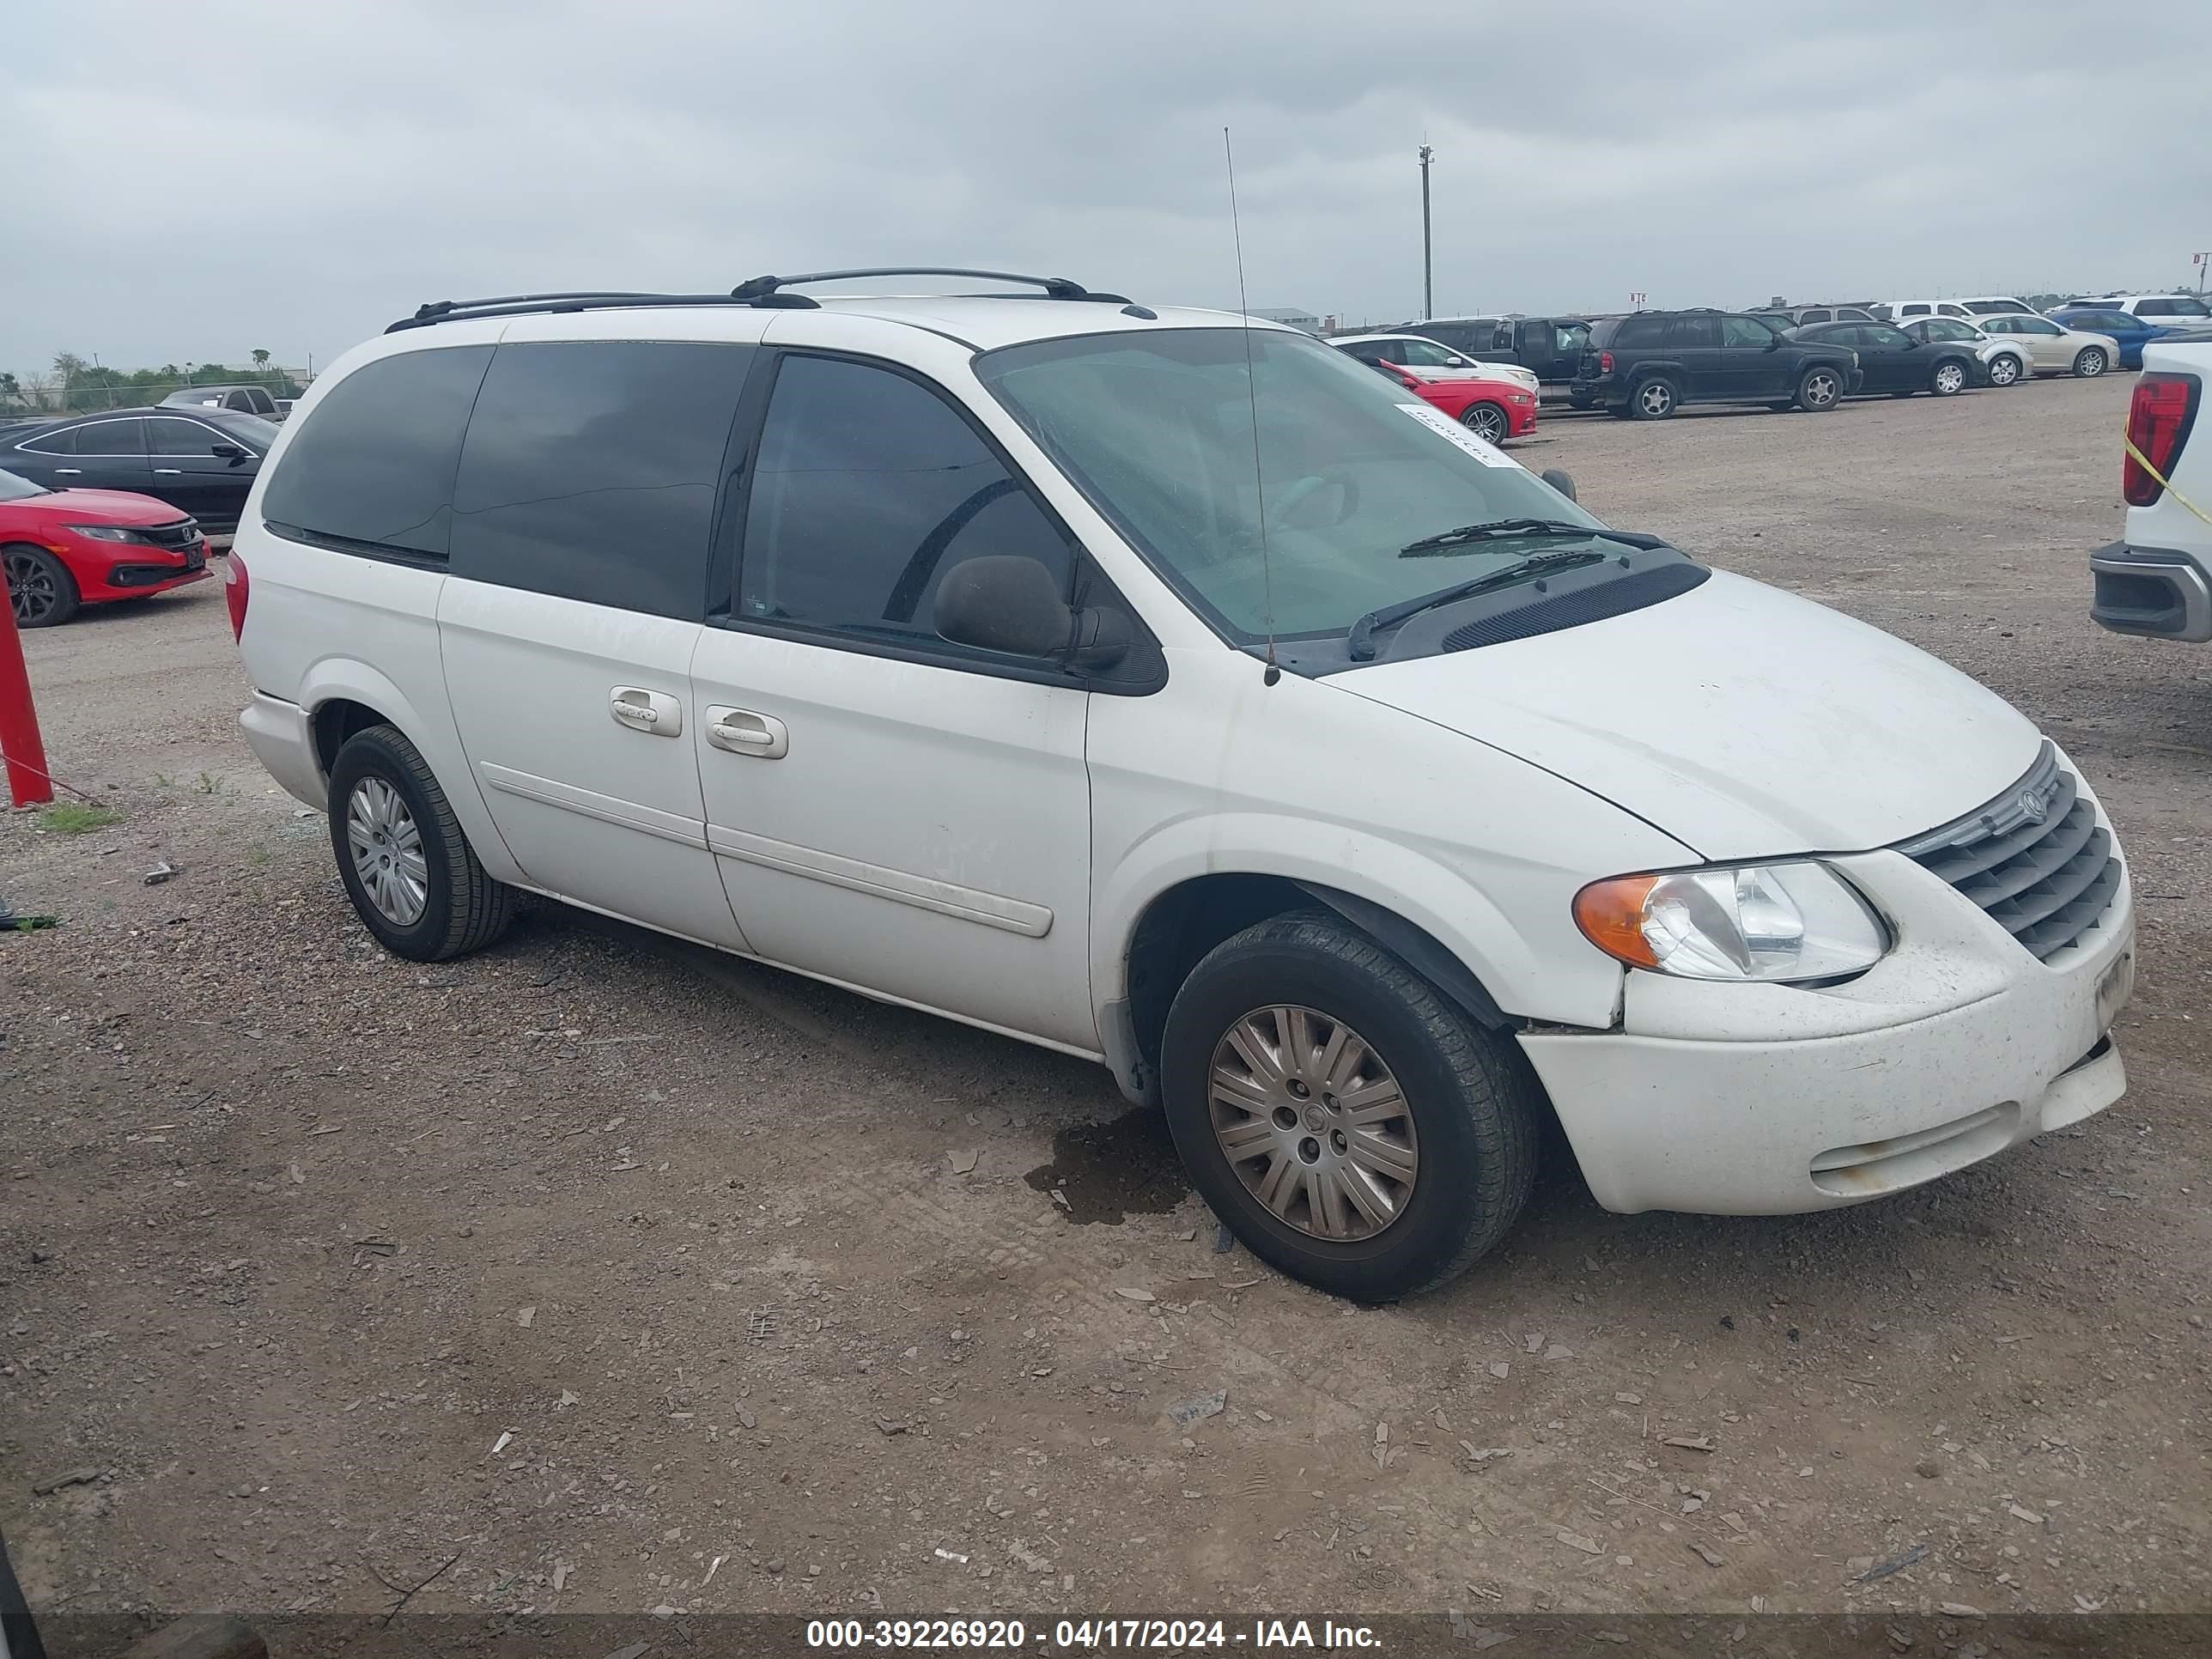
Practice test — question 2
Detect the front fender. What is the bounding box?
[1091,811,1620,1031]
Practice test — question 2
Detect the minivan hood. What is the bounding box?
[1334,569,2041,861]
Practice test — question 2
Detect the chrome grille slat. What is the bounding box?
[1895,743,2120,962]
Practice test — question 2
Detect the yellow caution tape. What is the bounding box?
[2123,428,2212,527]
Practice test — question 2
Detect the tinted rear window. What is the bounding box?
[448,340,751,619]
[1607,315,1667,347]
[262,346,492,556]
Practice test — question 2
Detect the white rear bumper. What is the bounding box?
[239,692,325,811]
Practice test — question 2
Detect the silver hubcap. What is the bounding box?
[1992,356,2018,384]
[1638,382,1672,416]
[2079,351,2103,376]
[5,550,56,623]
[1805,373,1837,406]
[346,777,428,926]
[1207,1006,1419,1242]
[1936,364,1964,393]
[1466,405,1506,442]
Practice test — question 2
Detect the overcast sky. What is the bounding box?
[7,0,2209,377]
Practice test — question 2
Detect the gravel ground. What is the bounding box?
[3,373,2208,1644]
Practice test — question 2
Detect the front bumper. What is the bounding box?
[1520,837,2134,1216]
[2091,540,2212,642]
[240,691,326,810]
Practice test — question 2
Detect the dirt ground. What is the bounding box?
[3,373,2209,1644]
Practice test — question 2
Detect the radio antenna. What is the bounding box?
[1224,125,1280,686]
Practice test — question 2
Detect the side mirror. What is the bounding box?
[1540,468,1577,502]
[1445,355,1468,367]
[210,441,248,462]
[933,556,1130,669]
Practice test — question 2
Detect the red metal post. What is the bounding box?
[0,579,54,807]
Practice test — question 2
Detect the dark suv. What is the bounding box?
[1571,310,1862,419]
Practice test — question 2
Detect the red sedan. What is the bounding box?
[1,467,209,627]
[1382,363,1538,447]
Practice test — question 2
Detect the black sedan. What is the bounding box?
[0,405,277,534]
[1786,321,1985,399]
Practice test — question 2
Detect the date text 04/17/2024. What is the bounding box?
[804,1618,1382,1649]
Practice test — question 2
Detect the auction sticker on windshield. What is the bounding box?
[1396,401,1515,466]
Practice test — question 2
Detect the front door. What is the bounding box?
[690,347,1098,1051]
[436,334,759,952]
[143,416,257,527]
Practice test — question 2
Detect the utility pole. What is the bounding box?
[1418,144,1435,321]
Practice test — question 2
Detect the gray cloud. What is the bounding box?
[5,0,2209,376]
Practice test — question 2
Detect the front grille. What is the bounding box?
[138,520,200,549]
[1894,741,2121,961]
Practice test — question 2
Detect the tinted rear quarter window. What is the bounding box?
[449,340,751,619]
[1612,316,1667,347]
[262,345,492,557]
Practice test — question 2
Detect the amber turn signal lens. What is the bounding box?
[1573,875,1664,969]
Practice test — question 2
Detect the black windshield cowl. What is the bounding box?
[1401,519,1669,557]
[1347,549,1614,661]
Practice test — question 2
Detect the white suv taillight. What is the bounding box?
[224,550,250,641]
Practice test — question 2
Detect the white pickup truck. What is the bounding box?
[2092,333,2212,642]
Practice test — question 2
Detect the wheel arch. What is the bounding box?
[1102,864,1528,1109]
[296,658,522,884]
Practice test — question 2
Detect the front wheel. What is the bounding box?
[1987,352,2022,386]
[4,544,80,628]
[1159,912,1540,1301]
[1795,365,1843,411]
[327,723,514,962]
[1930,359,1968,396]
[2073,346,2107,378]
[1461,402,1509,444]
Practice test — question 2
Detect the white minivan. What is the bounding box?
[229,270,2136,1300]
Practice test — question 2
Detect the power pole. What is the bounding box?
[1418,145,1435,321]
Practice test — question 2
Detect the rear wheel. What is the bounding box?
[1930,359,1968,396]
[1986,352,2023,386]
[3,544,79,628]
[327,723,514,962]
[1461,402,1510,444]
[1794,365,1843,411]
[2072,346,2107,378]
[1628,376,1679,420]
[1159,911,1540,1301]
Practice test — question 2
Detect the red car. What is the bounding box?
[1,466,209,628]
[1382,363,1538,447]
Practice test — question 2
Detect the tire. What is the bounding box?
[1930,359,1968,397]
[1628,376,1678,420]
[1158,910,1540,1302]
[2073,346,2106,379]
[1462,401,1510,444]
[1987,352,2022,387]
[3,544,80,629]
[327,723,514,962]
[1794,364,1843,411]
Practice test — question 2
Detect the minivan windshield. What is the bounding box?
[975,328,1608,644]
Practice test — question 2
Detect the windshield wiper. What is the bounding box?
[1346,550,1612,661]
[1400,518,1667,557]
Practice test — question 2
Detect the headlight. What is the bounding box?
[64,525,142,542]
[1573,862,1888,983]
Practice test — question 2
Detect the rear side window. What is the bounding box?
[736,354,1077,653]
[19,424,79,456]
[1611,315,1666,347]
[68,419,146,456]
[1665,315,1719,349]
[262,345,492,558]
[448,341,750,619]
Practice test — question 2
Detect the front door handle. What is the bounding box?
[706,706,788,759]
[610,686,683,738]
[54,468,82,476]
[154,467,182,476]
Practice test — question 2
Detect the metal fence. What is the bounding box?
[0,370,311,420]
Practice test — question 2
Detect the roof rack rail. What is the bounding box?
[385,289,812,333]
[386,268,1133,334]
[730,267,1130,304]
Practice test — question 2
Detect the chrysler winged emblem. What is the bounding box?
[2018,786,2050,825]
